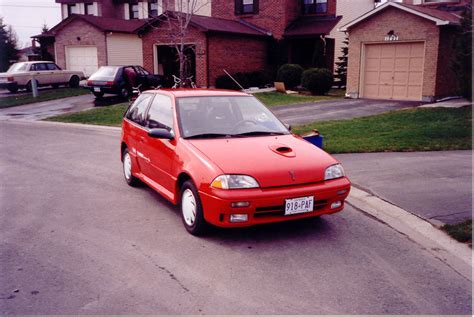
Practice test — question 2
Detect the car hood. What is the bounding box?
[187,134,339,188]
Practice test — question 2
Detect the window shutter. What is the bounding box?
[254,0,259,14]
[235,0,242,15]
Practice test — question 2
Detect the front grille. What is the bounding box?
[254,200,328,218]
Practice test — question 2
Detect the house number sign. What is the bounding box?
[384,34,399,41]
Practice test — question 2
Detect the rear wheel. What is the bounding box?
[180,180,208,236]
[122,148,140,187]
[26,79,38,92]
[119,87,130,99]
[69,75,80,88]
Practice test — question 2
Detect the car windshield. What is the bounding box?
[89,66,119,80]
[7,63,29,73]
[177,96,289,139]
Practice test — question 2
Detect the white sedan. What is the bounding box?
[0,61,85,93]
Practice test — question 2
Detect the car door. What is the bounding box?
[123,93,154,173]
[31,63,53,85]
[46,63,65,84]
[140,93,177,195]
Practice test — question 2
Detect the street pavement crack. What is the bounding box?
[131,244,189,293]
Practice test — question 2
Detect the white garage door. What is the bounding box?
[362,42,425,101]
[66,46,98,77]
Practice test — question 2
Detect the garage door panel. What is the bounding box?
[66,46,98,77]
[362,42,424,101]
[365,71,380,84]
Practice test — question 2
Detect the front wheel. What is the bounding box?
[119,87,130,99]
[180,180,208,236]
[122,148,140,187]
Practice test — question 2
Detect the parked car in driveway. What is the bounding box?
[86,65,164,99]
[121,89,351,235]
[0,61,84,93]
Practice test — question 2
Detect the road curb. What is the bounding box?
[347,186,472,281]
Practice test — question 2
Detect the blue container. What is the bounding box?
[303,135,324,149]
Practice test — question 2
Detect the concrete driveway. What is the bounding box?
[272,98,422,125]
[336,151,472,225]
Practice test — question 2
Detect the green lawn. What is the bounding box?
[0,88,90,109]
[293,107,472,153]
[47,102,128,126]
[254,89,345,107]
[46,103,472,154]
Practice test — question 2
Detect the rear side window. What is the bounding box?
[46,63,60,70]
[146,94,174,131]
[126,93,153,126]
[32,63,48,71]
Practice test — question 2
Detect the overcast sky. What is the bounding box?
[0,0,61,48]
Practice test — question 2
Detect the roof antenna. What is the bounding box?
[223,69,245,91]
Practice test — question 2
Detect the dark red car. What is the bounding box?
[121,89,351,235]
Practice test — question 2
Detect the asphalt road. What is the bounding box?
[0,120,471,314]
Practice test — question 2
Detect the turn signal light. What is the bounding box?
[331,201,342,209]
[87,80,93,86]
[230,214,248,223]
[106,81,114,86]
[231,201,250,208]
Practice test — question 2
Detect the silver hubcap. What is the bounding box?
[182,189,197,226]
[123,152,132,180]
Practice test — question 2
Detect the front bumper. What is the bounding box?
[199,177,351,228]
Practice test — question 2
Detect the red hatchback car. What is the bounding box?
[121,89,351,235]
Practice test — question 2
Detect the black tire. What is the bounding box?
[180,180,208,236]
[122,148,140,187]
[93,92,104,98]
[7,84,18,93]
[26,79,38,92]
[119,87,130,99]
[69,76,80,88]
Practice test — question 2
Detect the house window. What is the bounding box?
[67,4,79,16]
[149,0,158,17]
[129,3,139,19]
[302,0,328,14]
[85,3,94,15]
[235,0,259,15]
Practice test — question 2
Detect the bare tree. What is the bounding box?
[151,0,210,87]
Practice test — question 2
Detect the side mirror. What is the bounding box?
[284,123,292,131]
[148,128,174,140]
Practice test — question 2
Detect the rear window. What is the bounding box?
[89,66,119,80]
[7,63,29,73]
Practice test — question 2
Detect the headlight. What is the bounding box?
[325,164,345,180]
[211,175,259,189]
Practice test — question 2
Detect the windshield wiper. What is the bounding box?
[232,131,286,137]
[185,133,233,139]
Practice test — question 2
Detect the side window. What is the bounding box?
[46,63,59,70]
[35,63,48,71]
[126,93,153,126]
[147,94,174,131]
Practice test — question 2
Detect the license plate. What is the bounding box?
[285,196,314,216]
[93,87,101,92]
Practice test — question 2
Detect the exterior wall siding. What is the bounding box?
[54,19,107,70]
[106,33,144,66]
[346,7,440,101]
[331,0,375,71]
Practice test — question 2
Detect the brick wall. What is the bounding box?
[346,7,441,100]
[212,0,337,39]
[142,26,208,86]
[207,33,267,86]
[54,19,107,69]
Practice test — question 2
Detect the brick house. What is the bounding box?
[340,0,468,101]
[35,0,376,86]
